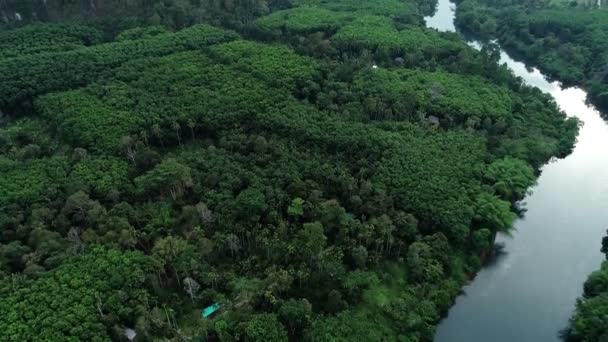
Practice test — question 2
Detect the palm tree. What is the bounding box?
[120,135,136,164]
[140,130,149,146]
[187,118,196,141]
[172,119,181,146]
[152,123,164,148]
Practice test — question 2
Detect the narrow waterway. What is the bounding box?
[425,1,608,341]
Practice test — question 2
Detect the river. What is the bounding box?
[425,1,608,341]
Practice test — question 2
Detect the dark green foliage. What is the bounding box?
[0,23,103,59]
[278,299,313,337]
[0,118,57,157]
[471,228,492,253]
[0,0,277,29]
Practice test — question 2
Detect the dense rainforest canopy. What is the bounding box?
[0,0,579,340]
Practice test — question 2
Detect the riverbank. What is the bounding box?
[453,0,608,115]
[426,0,608,341]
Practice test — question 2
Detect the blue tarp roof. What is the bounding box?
[202,303,221,318]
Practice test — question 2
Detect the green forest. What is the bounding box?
[453,0,608,113]
[0,0,581,340]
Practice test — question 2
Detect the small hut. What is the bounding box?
[426,115,440,126]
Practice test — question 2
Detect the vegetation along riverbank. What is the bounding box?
[562,231,608,341]
[454,0,608,114]
[451,0,608,339]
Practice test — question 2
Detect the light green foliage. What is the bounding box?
[255,7,351,33]
[0,24,238,109]
[295,0,415,17]
[397,24,463,52]
[353,68,512,123]
[211,40,321,88]
[474,192,516,233]
[37,89,142,152]
[0,157,68,207]
[305,310,396,341]
[287,197,305,217]
[115,25,171,42]
[299,222,327,258]
[0,248,151,341]
[245,313,288,341]
[485,157,535,200]
[70,156,131,196]
[135,159,192,198]
[334,16,462,54]
[343,270,380,299]
[375,126,485,230]
[256,0,420,41]
[333,16,402,50]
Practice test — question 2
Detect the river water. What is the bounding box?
[425,1,608,341]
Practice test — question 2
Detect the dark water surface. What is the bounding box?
[425,2,608,341]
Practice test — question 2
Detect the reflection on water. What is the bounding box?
[424,0,456,32]
[426,1,608,341]
[482,243,507,269]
